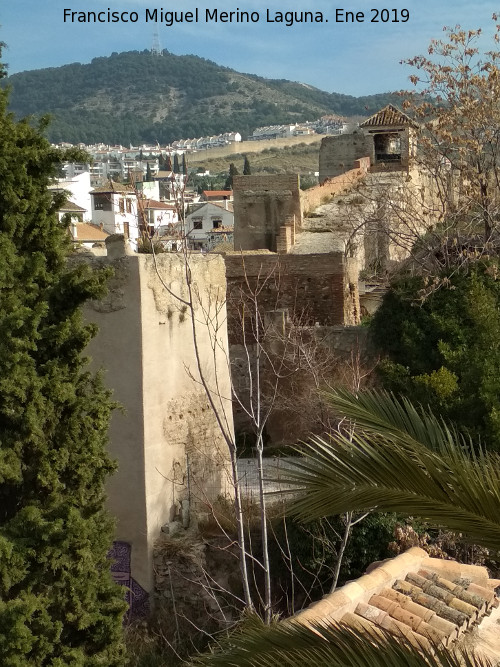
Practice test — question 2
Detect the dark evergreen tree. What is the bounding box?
[0,48,126,664]
[243,155,251,175]
[225,162,239,189]
[165,154,172,172]
[182,153,187,176]
[173,154,180,174]
[371,261,500,452]
[145,162,153,181]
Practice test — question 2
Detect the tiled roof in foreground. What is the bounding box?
[294,547,500,660]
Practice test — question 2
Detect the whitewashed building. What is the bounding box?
[185,201,234,250]
[90,181,139,247]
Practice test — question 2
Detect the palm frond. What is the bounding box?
[192,613,493,667]
[323,388,464,453]
[278,392,500,552]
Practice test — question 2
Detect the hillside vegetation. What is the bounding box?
[4,50,400,145]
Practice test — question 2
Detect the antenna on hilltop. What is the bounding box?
[151,31,162,56]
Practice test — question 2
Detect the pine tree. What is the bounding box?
[0,49,126,664]
[243,156,251,175]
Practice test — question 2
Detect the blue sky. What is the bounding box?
[2,1,499,95]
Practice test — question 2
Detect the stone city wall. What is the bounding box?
[188,134,323,162]
[300,158,370,217]
[224,251,360,333]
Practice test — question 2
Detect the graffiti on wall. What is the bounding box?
[109,540,149,619]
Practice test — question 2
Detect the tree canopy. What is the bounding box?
[0,47,126,664]
[403,21,500,243]
[371,261,500,452]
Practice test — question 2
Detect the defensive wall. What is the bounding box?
[319,132,373,181]
[224,251,360,331]
[300,157,371,216]
[188,134,324,162]
[77,236,233,603]
[232,165,371,255]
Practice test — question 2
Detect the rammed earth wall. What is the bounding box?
[232,175,302,251]
[76,237,233,596]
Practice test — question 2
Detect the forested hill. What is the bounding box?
[3,50,400,145]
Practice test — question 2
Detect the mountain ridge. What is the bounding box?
[3,50,401,145]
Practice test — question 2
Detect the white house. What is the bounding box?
[90,181,139,247]
[141,199,179,237]
[185,201,234,250]
[49,171,92,221]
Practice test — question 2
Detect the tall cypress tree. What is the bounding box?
[0,49,126,664]
[225,163,239,189]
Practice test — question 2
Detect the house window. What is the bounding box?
[212,219,222,229]
[193,219,203,230]
[119,198,125,213]
[93,194,111,211]
[126,199,132,213]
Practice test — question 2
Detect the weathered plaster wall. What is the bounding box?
[233,175,302,251]
[81,238,233,594]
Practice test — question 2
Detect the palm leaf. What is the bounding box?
[278,391,500,552]
[192,613,493,667]
[323,388,464,452]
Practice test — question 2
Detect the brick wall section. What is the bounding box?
[224,252,360,340]
[276,215,296,254]
[233,174,302,251]
[300,158,370,215]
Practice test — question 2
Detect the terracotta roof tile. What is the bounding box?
[91,181,134,194]
[71,223,109,242]
[360,104,418,129]
[142,199,176,210]
[59,201,87,212]
[202,190,233,198]
[294,548,500,657]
